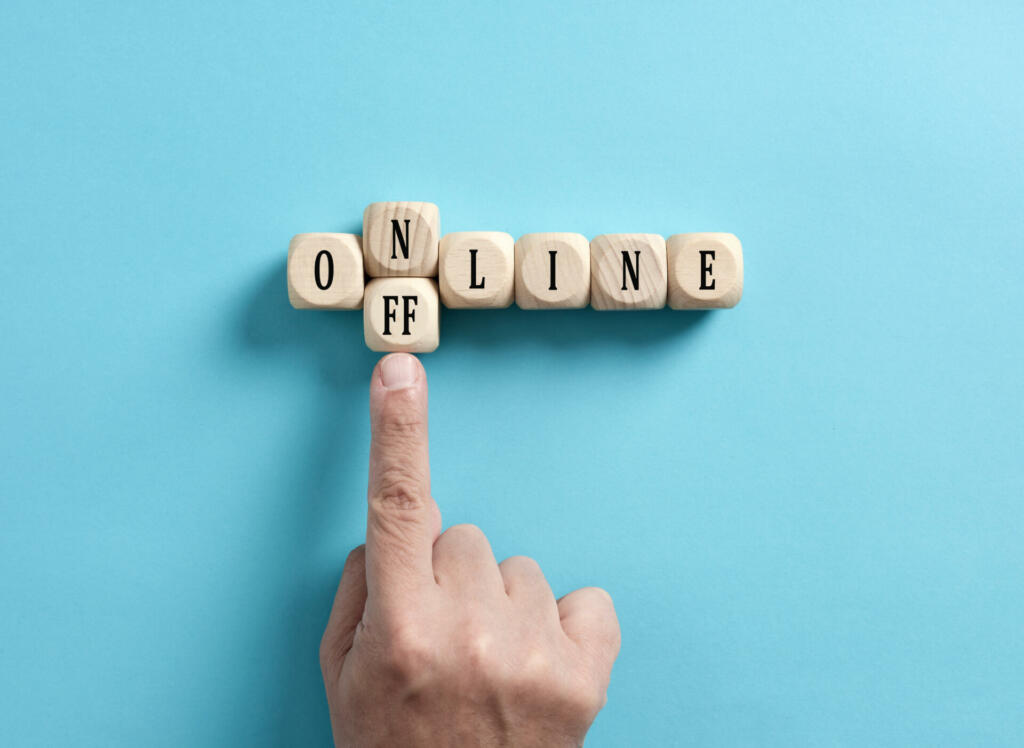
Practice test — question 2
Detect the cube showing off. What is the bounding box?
[287,233,364,309]
[514,233,590,309]
[363,277,440,353]
[363,201,440,277]
[667,233,743,309]
[590,234,667,310]
[439,231,514,308]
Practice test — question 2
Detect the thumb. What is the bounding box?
[365,354,441,609]
[320,545,368,680]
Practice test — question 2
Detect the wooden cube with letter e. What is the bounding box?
[667,233,743,309]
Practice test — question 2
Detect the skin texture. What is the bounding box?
[320,353,621,747]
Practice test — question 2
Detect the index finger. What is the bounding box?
[365,354,441,608]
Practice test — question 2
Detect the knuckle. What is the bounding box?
[559,673,606,719]
[607,617,623,654]
[517,645,556,686]
[370,467,428,512]
[580,588,621,646]
[375,402,426,444]
[574,687,606,719]
[319,631,341,677]
[367,501,424,553]
[592,591,622,648]
[444,523,487,545]
[381,622,433,683]
[463,627,499,672]
[504,555,541,574]
[500,556,548,594]
[581,586,615,608]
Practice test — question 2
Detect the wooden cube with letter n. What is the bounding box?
[590,233,667,310]
[363,277,440,353]
[363,201,440,277]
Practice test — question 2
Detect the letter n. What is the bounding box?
[391,219,411,260]
[621,250,641,291]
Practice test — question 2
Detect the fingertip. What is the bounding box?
[369,354,429,441]
[374,353,425,392]
[369,354,429,437]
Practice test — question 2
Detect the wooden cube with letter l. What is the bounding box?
[363,277,440,352]
[439,231,514,308]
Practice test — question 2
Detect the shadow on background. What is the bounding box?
[234,256,709,742]
[442,305,710,352]
[235,255,374,745]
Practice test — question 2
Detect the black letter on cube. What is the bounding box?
[401,295,418,335]
[469,248,485,289]
[699,250,716,290]
[620,250,641,291]
[383,295,399,335]
[391,219,411,260]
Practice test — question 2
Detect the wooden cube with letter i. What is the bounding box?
[514,233,590,309]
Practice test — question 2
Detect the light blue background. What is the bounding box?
[2,1,1022,745]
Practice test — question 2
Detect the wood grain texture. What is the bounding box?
[439,231,514,309]
[590,233,667,310]
[667,233,743,309]
[514,232,590,309]
[287,233,364,309]
[363,277,440,353]
[362,201,440,277]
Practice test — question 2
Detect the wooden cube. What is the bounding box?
[439,231,514,309]
[362,201,440,277]
[514,233,590,309]
[287,233,364,309]
[363,277,440,353]
[590,234,667,310]
[667,233,743,309]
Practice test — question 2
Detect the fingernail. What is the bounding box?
[380,354,418,390]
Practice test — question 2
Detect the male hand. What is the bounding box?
[320,353,621,747]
